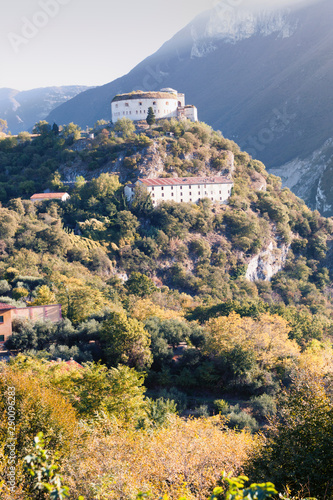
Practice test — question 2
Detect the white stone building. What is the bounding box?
[111,88,198,123]
[125,176,233,207]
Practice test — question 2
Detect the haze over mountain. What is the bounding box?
[45,0,333,214]
[0,86,90,135]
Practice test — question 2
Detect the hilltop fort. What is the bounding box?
[111,88,198,123]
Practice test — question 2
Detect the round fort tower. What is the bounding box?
[111,88,197,123]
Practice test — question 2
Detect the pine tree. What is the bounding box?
[146,107,156,126]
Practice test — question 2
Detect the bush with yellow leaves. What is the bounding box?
[64,415,259,500]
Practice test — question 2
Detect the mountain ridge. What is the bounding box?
[0,85,91,134]
[45,0,333,214]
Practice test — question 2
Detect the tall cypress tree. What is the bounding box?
[146,107,156,126]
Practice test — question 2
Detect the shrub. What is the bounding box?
[250,394,277,419]
[227,410,259,432]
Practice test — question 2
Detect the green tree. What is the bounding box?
[52,123,59,135]
[0,208,19,239]
[50,171,65,191]
[114,118,135,139]
[130,183,154,215]
[100,311,152,370]
[125,272,157,297]
[30,285,56,306]
[251,369,333,498]
[116,210,140,239]
[33,120,51,135]
[0,118,8,133]
[62,122,81,141]
[74,175,86,189]
[17,131,32,143]
[146,107,156,126]
[55,275,106,323]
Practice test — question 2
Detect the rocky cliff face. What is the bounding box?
[190,6,298,56]
[271,139,333,216]
[60,137,235,185]
[246,241,290,282]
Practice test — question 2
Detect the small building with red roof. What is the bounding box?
[30,192,70,202]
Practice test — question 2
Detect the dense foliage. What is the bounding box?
[0,119,333,498]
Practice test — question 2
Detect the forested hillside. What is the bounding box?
[0,119,332,499]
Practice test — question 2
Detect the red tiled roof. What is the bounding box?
[30,193,68,200]
[138,176,233,187]
[0,303,16,311]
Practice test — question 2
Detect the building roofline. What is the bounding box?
[30,193,69,199]
[112,91,178,102]
[138,176,233,187]
[13,304,62,311]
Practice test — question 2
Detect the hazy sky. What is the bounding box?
[0,0,317,91]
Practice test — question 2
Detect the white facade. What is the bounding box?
[125,177,233,207]
[111,89,197,123]
[178,106,198,122]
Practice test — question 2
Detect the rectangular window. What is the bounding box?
[0,335,4,342]
[171,193,174,196]
[161,187,164,190]
[189,192,191,195]
[125,103,129,107]
[152,187,154,191]
[0,316,3,324]
[153,101,157,105]
[162,193,164,197]
[139,102,143,106]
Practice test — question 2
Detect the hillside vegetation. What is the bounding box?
[0,119,332,499]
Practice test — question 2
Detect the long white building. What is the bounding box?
[111,88,198,123]
[125,176,233,206]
